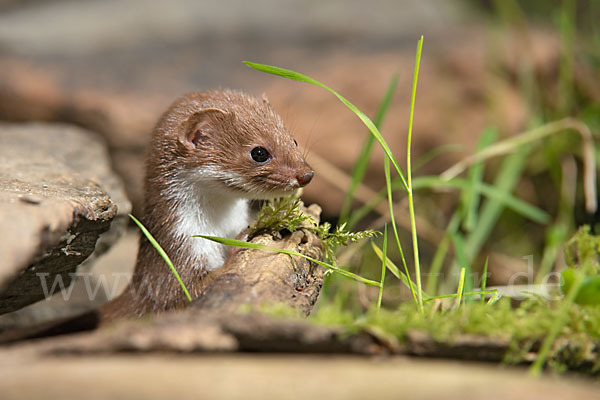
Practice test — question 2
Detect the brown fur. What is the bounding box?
[100,90,312,321]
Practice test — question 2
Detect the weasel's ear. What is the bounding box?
[180,108,227,150]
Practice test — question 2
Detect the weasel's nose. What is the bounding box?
[296,171,314,187]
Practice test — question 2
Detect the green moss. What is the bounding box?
[564,225,600,274]
[309,298,600,373]
[248,197,314,238]
[249,195,378,263]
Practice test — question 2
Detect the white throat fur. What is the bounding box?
[172,172,250,271]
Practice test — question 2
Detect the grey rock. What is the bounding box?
[0,123,131,314]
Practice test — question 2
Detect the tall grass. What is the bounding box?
[244,36,427,311]
[242,27,598,308]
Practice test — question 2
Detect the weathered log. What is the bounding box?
[12,312,387,356]
[404,330,509,362]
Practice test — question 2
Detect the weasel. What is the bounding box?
[101,90,313,320]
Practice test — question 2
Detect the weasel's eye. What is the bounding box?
[250,146,271,163]
[293,139,298,146]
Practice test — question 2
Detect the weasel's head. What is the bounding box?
[153,90,313,199]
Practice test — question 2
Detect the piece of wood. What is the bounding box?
[193,203,324,316]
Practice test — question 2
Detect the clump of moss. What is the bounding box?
[249,196,378,262]
[564,225,600,274]
[562,226,600,305]
[249,197,314,238]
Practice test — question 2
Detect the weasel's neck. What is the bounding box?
[170,181,250,271]
[103,177,251,320]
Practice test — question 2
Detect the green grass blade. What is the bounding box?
[487,291,501,305]
[406,36,424,312]
[377,225,388,309]
[348,168,550,238]
[194,235,381,287]
[481,257,489,305]
[452,233,472,294]
[464,145,532,262]
[535,153,575,284]
[406,37,423,179]
[129,214,192,302]
[384,153,416,304]
[423,289,498,302]
[371,241,401,280]
[462,128,498,232]
[536,220,570,285]
[348,169,550,238]
[476,182,548,223]
[455,267,466,308]
[409,176,551,224]
[244,61,409,192]
[371,241,428,298]
[340,72,399,224]
[448,145,531,290]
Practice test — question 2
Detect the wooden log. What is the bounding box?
[193,203,324,316]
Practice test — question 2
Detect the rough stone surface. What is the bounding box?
[0,123,130,314]
[0,229,138,331]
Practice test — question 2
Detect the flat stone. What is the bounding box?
[0,228,139,332]
[0,123,130,314]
